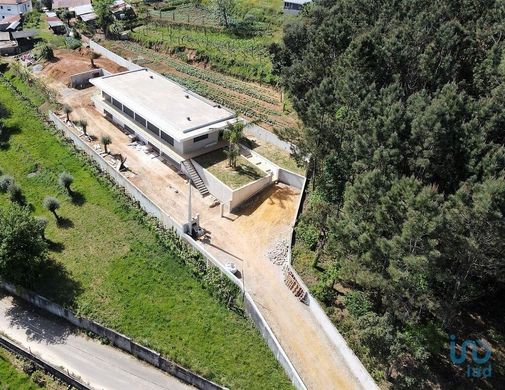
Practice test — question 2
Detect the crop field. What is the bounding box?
[103,40,297,131]
[131,24,274,83]
[0,74,292,390]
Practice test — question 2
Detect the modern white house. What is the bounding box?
[0,0,31,20]
[283,0,311,15]
[90,68,237,165]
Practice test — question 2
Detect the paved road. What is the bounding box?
[0,295,192,390]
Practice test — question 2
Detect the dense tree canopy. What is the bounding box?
[273,0,505,386]
[0,204,47,285]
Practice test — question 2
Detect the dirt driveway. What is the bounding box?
[36,60,363,389]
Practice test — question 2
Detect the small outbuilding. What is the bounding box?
[47,16,65,34]
[283,0,311,15]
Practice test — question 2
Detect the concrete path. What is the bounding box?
[0,295,192,390]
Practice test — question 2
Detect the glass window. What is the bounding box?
[123,105,134,118]
[147,122,159,136]
[102,92,111,103]
[112,98,122,110]
[193,134,209,143]
[135,113,146,128]
[161,131,174,146]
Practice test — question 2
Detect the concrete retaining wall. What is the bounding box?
[229,174,273,211]
[89,40,142,71]
[191,159,232,203]
[245,123,292,152]
[287,172,378,390]
[70,68,106,88]
[278,168,305,190]
[0,281,225,390]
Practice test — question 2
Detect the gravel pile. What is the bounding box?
[267,239,289,266]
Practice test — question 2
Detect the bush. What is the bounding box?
[7,182,23,203]
[0,175,14,193]
[43,196,60,215]
[312,280,337,306]
[295,219,319,250]
[344,291,372,318]
[33,42,54,60]
[65,36,82,50]
[58,172,74,192]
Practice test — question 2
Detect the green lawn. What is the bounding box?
[243,139,305,176]
[194,149,266,189]
[0,349,43,390]
[0,76,292,389]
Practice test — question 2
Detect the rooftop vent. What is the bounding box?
[187,117,191,121]
[185,94,190,99]
[149,75,154,79]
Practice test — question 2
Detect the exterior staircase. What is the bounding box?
[182,160,210,197]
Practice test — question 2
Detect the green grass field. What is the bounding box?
[195,149,266,189]
[0,75,292,389]
[0,349,43,390]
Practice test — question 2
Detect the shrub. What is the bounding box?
[58,172,74,193]
[344,291,373,318]
[0,175,14,193]
[33,42,54,60]
[100,135,112,153]
[295,220,319,250]
[65,36,82,50]
[43,196,60,218]
[7,182,23,203]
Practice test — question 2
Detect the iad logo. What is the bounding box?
[449,335,492,378]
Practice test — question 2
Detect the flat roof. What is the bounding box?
[80,12,97,22]
[73,3,93,15]
[52,0,90,9]
[91,69,236,142]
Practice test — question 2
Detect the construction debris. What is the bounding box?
[283,265,308,303]
[266,238,289,266]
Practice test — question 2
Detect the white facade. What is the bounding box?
[90,69,237,163]
[0,0,32,20]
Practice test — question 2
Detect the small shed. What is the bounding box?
[0,31,18,55]
[0,14,21,32]
[47,16,66,34]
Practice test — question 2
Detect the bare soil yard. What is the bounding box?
[40,49,127,86]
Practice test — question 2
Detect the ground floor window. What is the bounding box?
[104,110,113,121]
[193,134,209,143]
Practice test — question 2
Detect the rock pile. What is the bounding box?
[267,239,289,266]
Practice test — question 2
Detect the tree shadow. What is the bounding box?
[70,190,86,206]
[46,239,65,253]
[31,257,83,309]
[56,217,74,229]
[0,123,20,151]
[4,296,74,345]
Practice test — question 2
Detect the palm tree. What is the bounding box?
[100,135,112,154]
[63,104,73,122]
[89,51,101,68]
[43,196,60,220]
[59,172,74,194]
[223,121,245,168]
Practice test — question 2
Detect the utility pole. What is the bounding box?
[187,180,192,233]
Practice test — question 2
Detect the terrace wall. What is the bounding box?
[229,174,273,211]
[89,40,143,71]
[70,68,109,88]
[245,123,292,152]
